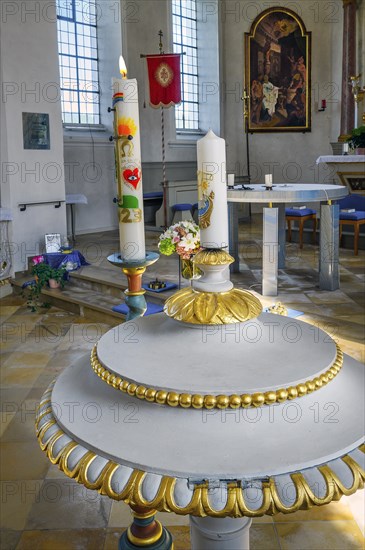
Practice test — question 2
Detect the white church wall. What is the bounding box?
[62,0,199,235]
[0,0,66,273]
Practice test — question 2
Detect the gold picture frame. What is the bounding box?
[245,7,311,132]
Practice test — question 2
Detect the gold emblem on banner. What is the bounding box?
[155,63,174,87]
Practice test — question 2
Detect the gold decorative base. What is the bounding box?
[164,287,262,324]
[36,382,365,518]
[164,248,262,324]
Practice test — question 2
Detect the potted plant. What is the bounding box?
[346,125,365,154]
[27,257,67,310]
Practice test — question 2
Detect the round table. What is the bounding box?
[36,312,365,550]
[227,183,348,296]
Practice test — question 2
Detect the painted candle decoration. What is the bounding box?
[112,56,145,261]
[197,129,229,249]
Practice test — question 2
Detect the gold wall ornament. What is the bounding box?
[35,385,365,518]
[90,343,344,410]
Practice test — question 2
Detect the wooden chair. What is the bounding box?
[286,207,317,249]
[338,195,365,255]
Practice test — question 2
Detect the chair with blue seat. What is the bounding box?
[339,194,365,255]
[171,203,193,223]
[286,207,317,249]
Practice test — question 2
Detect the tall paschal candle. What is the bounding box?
[197,129,229,249]
[112,57,145,262]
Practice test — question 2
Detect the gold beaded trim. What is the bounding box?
[36,384,365,518]
[90,343,344,410]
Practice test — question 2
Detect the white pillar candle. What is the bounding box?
[112,70,145,262]
[227,174,235,187]
[197,129,229,249]
[265,174,273,187]
[343,143,349,154]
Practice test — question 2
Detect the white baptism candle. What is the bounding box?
[265,174,273,187]
[197,130,229,249]
[112,57,145,262]
[227,174,235,187]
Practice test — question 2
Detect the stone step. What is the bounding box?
[11,270,171,326]
[69,265,177,302]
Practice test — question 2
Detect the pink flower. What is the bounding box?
[32,255,44,265]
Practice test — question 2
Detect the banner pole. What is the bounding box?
[158,30,168,229]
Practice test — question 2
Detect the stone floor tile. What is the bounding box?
[157,511,190,527]
[344,492,365,537]
[0,442,50,481]
[0,480,42,530]
[0,529,22,550]
[107,501,132,529]
[252,515,274,524]
[274,501,354,522]
[250,523,281,549]
[0,368,45,389]
[16,528,106,550]
[276,520,365,549]
[103,529,124,550]
[25,479,112,530]
[1,410,38,443]
[1,352,52,369]
[0,306,21,324]
[167,526,191,550]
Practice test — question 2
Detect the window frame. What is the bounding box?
[56,0,101,126]
[172,0,200,133]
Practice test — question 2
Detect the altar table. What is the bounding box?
[227,184,348,296]
[316,155,365,194]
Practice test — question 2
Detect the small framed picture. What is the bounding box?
[45,234,61,253]
[23,113,50,149]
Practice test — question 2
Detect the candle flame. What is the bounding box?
[119,55,127,79]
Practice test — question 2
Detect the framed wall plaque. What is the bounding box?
[245,8,311,132]
[23,112,50,149]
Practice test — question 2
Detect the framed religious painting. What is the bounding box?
[245,8,311,132]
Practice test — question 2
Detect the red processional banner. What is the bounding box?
[146,54,181,108]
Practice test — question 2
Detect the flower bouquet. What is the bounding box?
[158,221,201,279]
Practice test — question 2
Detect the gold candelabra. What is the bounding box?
[350,74,365,104]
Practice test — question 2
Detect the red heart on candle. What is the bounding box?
[123,168,141,189]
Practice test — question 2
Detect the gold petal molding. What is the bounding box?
[36,382,365,518]
[164,288,263,324]
[90,343,344,410]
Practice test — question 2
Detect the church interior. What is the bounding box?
[1,1,365,549]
